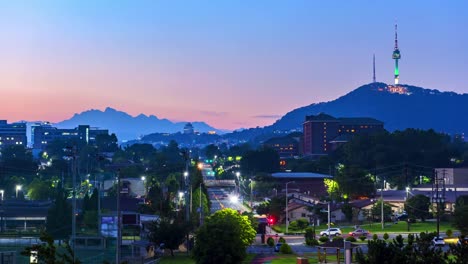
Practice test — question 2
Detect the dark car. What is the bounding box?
[348,229,370,237]
[274,243,282,252]
[458,237,468,245]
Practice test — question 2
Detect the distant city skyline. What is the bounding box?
[1,1,467,130]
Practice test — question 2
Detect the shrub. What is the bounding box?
[372,234,378,240]
[278,237,286,243]
[383,233,389,240]
[446,229,453,238]
[346,236,357,242]
[280,243,293,254]
[332,236,344,242]
[288,221,299,231]
[359,236,367,241]
[304,227,315,240]
[306,238,319,246]
[319,236,329,243]
[267,237,275,247]
[296,219,309,229]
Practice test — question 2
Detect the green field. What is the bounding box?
[273,221,455,235]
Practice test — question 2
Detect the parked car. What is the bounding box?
[432,237,445,246]
[320,228,342,236]
[274,243,282,252]
[348,229,370,237]
[457,237,468,245]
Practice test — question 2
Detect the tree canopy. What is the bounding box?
[192,208,256,264]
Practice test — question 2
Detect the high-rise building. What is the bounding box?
[392,23,401,85]
[302,114,384,156]
[0,120,27,148]
[32,123,109,150]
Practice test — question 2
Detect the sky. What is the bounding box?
[1,1,467,130]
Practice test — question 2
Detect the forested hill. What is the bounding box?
[267,82,468,135]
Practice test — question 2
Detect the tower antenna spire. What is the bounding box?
[373,53,376,83]
[394,22,399,50]
[392,21,401,85]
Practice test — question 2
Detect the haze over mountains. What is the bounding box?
[42,83,468,143]
[55,107,225,141]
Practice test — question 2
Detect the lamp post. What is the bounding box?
[285,181,295,234]
[236,172,241,195]
[15,185,22,199]
[141,176,146,196]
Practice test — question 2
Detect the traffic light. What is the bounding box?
[267,216,275,225]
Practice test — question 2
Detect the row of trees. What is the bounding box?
[356,232,467,264]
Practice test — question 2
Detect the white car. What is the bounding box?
[320,228,342,236]
[432,237,445,246]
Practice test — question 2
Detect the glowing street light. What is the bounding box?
[0,190,4,201]
[141,176,146,181]
[229,195,239,204]
[16,185,22,198]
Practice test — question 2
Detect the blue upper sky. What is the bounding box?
[1,1,467,129]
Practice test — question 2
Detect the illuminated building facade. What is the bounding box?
[0,120,27,148]
[302,114,384,156]
[32,123,109,150]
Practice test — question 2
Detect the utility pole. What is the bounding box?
[199,183,203,226]
[328,201,331,241]
[381,177,384,230]
[181,149,190,255]
[64,146,78,263]
[285,181,295,234]
[433,169,446,238]
[72,149,76,264]
[116,170,121,264]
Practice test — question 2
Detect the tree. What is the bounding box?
[46,187,72,240]
[240,147,280,175]
[21,231,81,264]
[147,218,188,257]
[453,196,468,235]
[27,178,52,200]
[192,208,256,264]
[405,194,431,221]
[371,200,392,222]
[341,203,353,222]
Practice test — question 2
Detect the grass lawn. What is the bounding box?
[271,253,349,264]
[160,255,195,264]
[272,221,455,235]
[159,253,255,264]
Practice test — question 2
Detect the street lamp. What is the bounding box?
[0,190,4,201]
[285,181,295,234]
[15,185,22,198]
[236,172,241,194]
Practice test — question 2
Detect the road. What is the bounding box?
[207,186,246,214]
[200,162,248,214]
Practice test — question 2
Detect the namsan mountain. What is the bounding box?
[268,82,468,136]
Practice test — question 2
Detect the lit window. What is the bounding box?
[351,129,355,132]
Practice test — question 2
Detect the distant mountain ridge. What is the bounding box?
[56,107,226,141]
[268,82,468,135]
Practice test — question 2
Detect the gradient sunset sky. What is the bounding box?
[1,1,467,130]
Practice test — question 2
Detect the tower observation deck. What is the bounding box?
[392,23,401,85]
